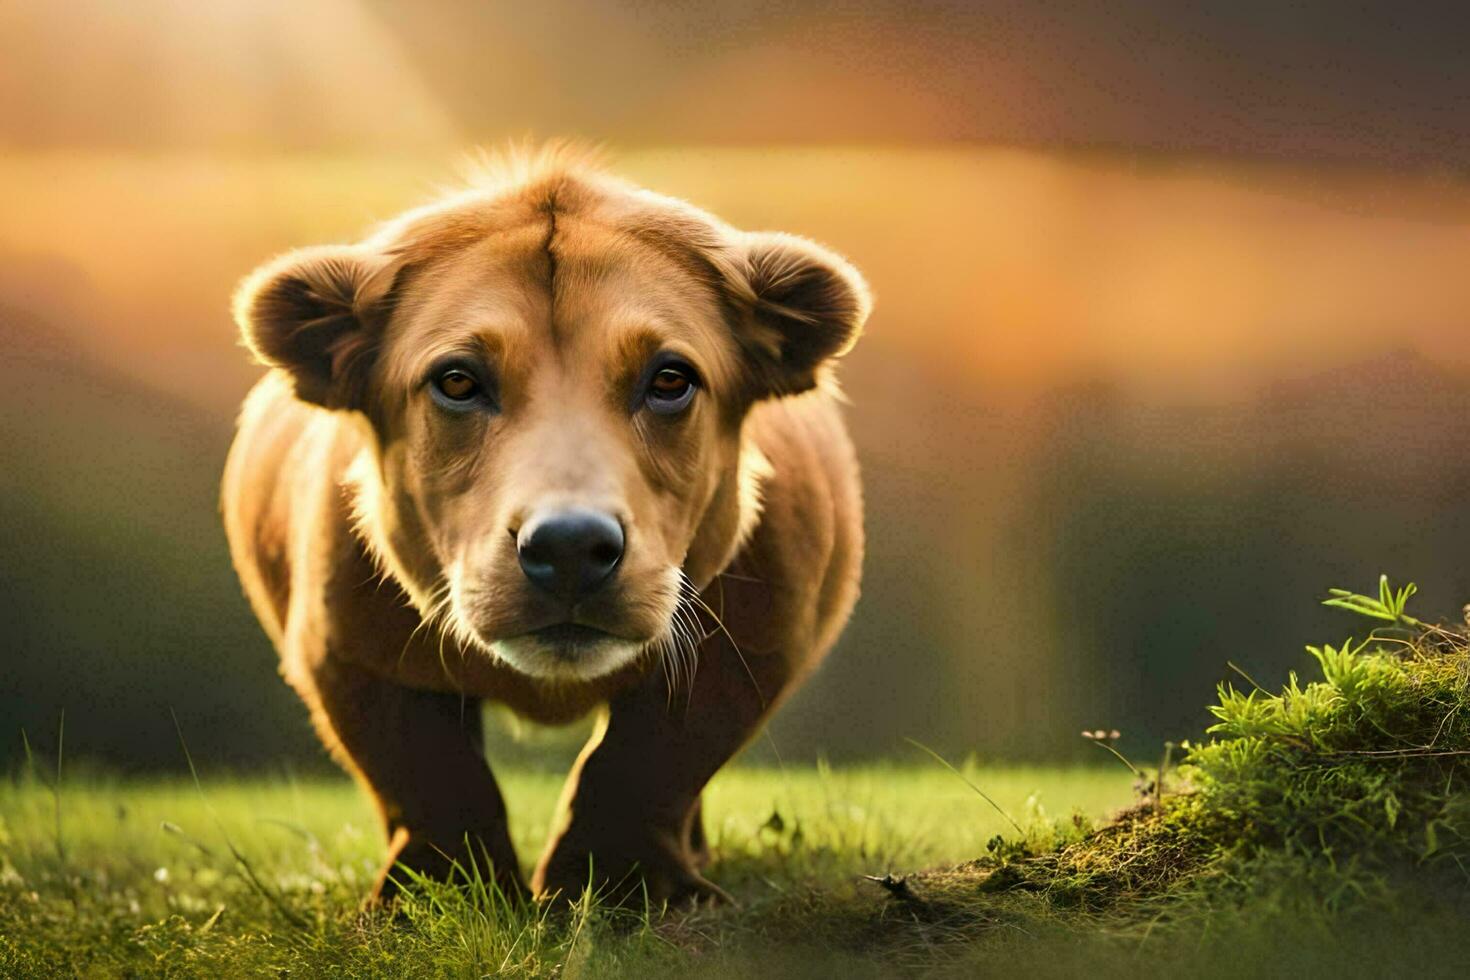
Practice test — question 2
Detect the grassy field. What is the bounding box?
[0,761,1130,977]
[4,758,1470,977]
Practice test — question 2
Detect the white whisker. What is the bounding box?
[396,580,453,673]
[680,569,766,710]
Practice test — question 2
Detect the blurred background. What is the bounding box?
[4,0,1470,771]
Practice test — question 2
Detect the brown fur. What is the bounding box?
[222,148,868,905]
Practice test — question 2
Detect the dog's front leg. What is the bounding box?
[531,626,804,907]
[299,654,524,903]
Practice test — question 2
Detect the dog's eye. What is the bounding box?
[645,365,697,414]
[435,370,480,402]
[650,368,691,398]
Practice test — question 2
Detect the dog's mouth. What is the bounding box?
[485,620,648,681]
[451,573,682,681]
[526,622,621,650]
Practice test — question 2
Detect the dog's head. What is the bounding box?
[234,151,869,682]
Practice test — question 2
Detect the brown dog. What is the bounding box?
[221,149,868,905]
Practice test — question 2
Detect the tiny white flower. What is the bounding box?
[153,867,170,884]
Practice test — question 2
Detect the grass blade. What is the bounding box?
[904,737,1024,836]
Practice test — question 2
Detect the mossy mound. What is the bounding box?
[948,583,1470,918]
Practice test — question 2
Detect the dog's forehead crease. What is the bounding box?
[390,213,732,381]
[550,217,737,359]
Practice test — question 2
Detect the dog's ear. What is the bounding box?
[232,245,400,409]
[726,232,871,398]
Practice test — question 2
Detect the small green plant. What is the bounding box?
[972,575,1470,916]
[1322,573,1424,629]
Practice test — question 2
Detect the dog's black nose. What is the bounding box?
[516,508,624,599]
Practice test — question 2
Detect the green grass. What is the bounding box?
[5,759,1470,978]
[7,763,1467,979]
[0,761,1130,977]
